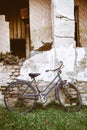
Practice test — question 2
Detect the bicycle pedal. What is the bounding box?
[40,94,47,103]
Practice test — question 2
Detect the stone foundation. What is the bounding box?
[0,62,23,105]
[75,81,87,105]
[0,63,23,87]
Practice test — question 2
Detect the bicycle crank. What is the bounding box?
[39,94,47,103]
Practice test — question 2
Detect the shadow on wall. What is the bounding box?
[35,41,53,51]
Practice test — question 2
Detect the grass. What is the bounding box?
[0,103,87,130]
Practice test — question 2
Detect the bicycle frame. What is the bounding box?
[21,72,63,100]
[20,61,65,101]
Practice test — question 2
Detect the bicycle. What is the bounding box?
[4,61,82,114]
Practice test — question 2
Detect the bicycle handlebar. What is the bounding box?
[45,61,63,72]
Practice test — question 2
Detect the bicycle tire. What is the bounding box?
[4,80,37,114]
[57,82,82,112]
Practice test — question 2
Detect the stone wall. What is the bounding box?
[0,63,22,86]
[0,62,23,105]
[75,47,87,104]
[18,46,87,105]
[76,81,87,105]
[0,0,87,106]
[0,47,87,106]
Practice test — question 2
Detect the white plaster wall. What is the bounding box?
[18,49,56,81]
[18,47,87,82]
[29,0,52,49]
[18,47,76,82]
[0,15,10,53]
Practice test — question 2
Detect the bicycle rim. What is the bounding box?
[4,81,37,114]
[57,83,82,112]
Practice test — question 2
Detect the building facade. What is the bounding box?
[0,0,87,105]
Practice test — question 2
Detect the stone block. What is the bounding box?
[54,18,75,37]
[13,65,20,69]
[55,0,74,20]
[54,37,76,48]
[10,76,16,80]
[13,72,20,76]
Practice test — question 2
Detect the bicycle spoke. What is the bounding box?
[4,81,36,114]
[57,82,82,112]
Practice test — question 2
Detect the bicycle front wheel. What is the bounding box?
[4,81,37,114]
[57,82,82,112]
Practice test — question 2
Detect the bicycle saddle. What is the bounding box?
[29,73,40,78]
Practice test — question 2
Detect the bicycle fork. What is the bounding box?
[55,80,68,100]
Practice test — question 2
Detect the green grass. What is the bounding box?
[0,103,87,130]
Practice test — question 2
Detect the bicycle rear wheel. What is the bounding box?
[57,82,82,112]
[4,80,37,114]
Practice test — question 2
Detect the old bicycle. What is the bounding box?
[4,61,82,113]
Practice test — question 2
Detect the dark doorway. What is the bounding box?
[10,39,26,58]
[0,0,30,58]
